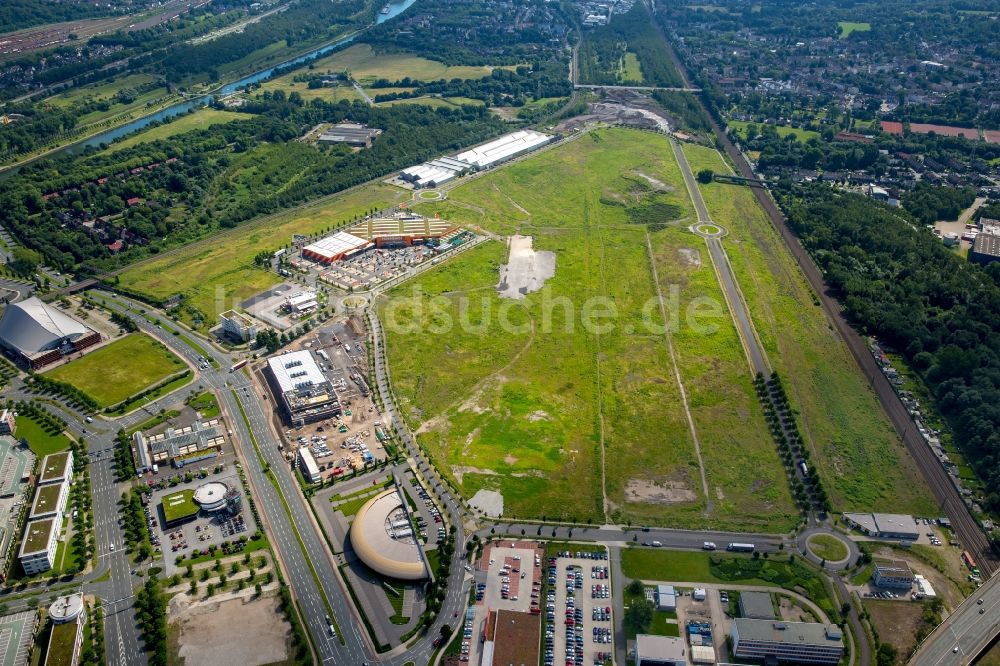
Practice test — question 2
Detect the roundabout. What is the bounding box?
[800,529,855,569]
[415,189,445,202]
[690,222,726,238]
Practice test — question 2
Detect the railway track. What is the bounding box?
[648,3,997,577]
[705,115,998,578]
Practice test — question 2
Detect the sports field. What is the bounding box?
[108,108,254,153]
[45,333,187,407]
[117,183,407,327]
[380,128,797,530]
[679,143,936,516]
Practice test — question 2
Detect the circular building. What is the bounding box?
[49,594,84,624]
[350,488,428,580]
[193,481,230,512]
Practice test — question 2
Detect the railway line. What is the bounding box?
[701,106,998,579]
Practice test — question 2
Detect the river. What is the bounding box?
[3,0,417,171]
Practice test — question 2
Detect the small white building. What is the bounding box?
[657,584,677,611]
[285,291,318,315]
[220,310,258,343]
[692,588,707,601]
[298,446,321,484]
[635,634,686,666]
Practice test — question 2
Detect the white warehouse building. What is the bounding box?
[454,129,553,169]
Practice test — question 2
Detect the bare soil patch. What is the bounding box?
[497,235,556,299]
[170,594,291,666]
[864,599,926,661]
[678,248,702,267]
[625,478,697,504]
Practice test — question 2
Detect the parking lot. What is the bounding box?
[465,542,545,664]
[146,473,258,576]
[317,244,447,291]
[545,549,614,666]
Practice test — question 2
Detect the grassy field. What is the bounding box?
[621,549,715,582]
[294,44,504,85]
[374,96,485,109]
[16,415,72,456]
[838,21,871,38]
[118,183,406,327]
[680,142,937,517]
[45,333,187,407]
[46,73,160,107]
[381,128,795,530]
[45,73,174,127]
[107,108,254,153]
[727,120,820,143]
[621,52,644,82]
[187,391,220,418]
[806,534,848,561]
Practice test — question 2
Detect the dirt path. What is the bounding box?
[643,230,711,513]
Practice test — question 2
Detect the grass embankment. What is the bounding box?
[382,128,795,531]
[680,142,937,517]
[118,183,405,327]
[45,333,188,408]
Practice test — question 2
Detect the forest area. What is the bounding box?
[0,95,506,273]
[577,2,684,88]
[776,183,1000,524]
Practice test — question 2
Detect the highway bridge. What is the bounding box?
[910,574,1000,666]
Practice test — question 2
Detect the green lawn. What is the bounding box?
[45,333,187,407]
[727,120,820,142]
[622,549,840,621]
[838,21,871,38]
[291,44,507,86]
[621,52,644,83]
[107,108,253,153]
[186,391,220,418]
[118,183,406,328]
[162,489,199,523]
[15,415,72,456]
[679,143,937,517]
[382,128,794,531]
[336,494,375,518]
[621,549,715,582]
[806,534,848,562]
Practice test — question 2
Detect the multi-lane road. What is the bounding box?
[93,290,474,665]
[910,574,1000,666]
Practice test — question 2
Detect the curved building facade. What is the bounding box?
[350,488,427,580]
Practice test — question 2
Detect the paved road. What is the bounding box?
[670,137,768,375]
[100,291,475,665]
[694,96,999,578]
[910,574,1000,666]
